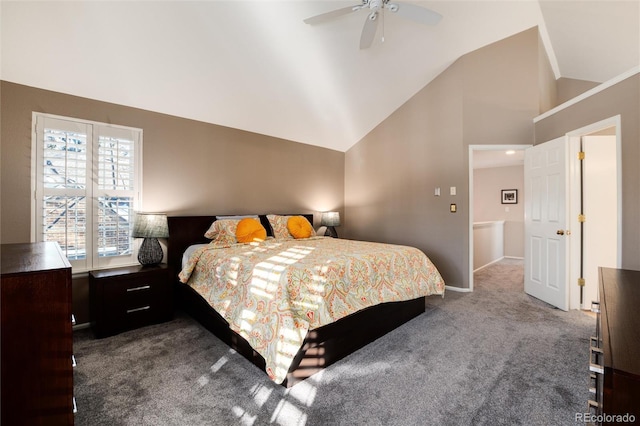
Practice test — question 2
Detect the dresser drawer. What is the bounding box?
[90,264,173,338]
[588,268,640,425]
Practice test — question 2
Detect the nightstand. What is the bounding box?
[89,264,173,338]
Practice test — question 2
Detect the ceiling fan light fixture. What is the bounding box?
[304,0,442,49]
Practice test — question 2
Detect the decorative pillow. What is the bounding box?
[267,214,293,239]
[204,219,241,241]
[287,216,314,239]
[236,218,267,243]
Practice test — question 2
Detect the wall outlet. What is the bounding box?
[450,186,457,196]
[450,204,457,213]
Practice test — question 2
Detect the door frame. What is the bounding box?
[467,118,621,303]
[468,144,531,292]
[566,115,622,309]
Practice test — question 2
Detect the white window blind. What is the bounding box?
[33,114,142,272]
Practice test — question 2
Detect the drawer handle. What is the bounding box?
[71,355,77,368]
[589,343,604,374]
[127,285,151,292]
[589,362,604,374]
[127,306,151,314]
[73,396,78,414]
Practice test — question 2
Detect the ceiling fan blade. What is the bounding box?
[391,2,442,26]
[304,5,359,25]
[359,13,379,49]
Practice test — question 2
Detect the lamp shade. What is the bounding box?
[132,213,169,238]
[321,211,340,227]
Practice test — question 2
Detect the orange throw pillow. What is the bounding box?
[235,218,267,243]
[287,216,314,239]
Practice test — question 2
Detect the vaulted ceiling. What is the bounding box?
[2,1,638,152]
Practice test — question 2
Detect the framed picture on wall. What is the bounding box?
[501,189,518,204]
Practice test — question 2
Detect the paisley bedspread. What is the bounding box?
[179,236,445,384]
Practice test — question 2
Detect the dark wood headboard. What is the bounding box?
[167,214,314,280]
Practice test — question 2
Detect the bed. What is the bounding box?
[168,214,445,387]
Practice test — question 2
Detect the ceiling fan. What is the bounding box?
[303,0,442,49]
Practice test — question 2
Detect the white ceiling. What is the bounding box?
[2,1,638,152]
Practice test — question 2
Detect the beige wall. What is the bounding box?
[1,81,345,322]
[534,74,640,271]
[345,28,548,288]
[538,33,558,112]
[473,165,525,258]
[556,77,600,105]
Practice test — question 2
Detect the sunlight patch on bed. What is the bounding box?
[271,245,315,265]
[269,255,298,265]
[291,300,319,311]
[224,257,242,286]
[287,246,314,256]
[240,309,257,333]
[250,261,286,297]
[274,327,306,382]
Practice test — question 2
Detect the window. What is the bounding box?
[32,113,142,272]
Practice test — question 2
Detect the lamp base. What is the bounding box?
[324,226,338,238]
[138,237,163,265]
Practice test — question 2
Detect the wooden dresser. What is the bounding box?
[589,267,640,425]
[1,242,75,426]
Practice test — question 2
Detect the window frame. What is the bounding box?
[31,112,143,273]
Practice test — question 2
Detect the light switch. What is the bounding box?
[450,186,456,196]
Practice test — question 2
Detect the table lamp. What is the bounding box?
[132,212,169,265]
[321,211,340,238]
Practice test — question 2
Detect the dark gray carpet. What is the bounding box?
[73,259,594,425]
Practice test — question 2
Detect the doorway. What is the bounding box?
[522,116,621,310]
[567,117,621,310]
[468,145,530,292]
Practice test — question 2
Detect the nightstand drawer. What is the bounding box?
[89,264,173,338]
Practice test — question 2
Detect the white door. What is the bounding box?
[524,137,569,311]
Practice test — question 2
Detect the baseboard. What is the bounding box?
[473,256,505,273]
[73,322,91,331]
[473,256,524,273]
[445,285,472,293]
